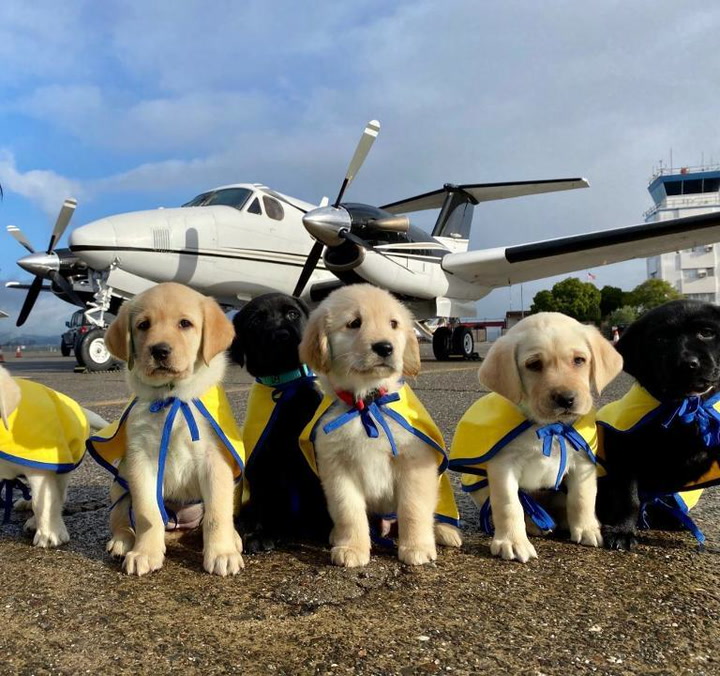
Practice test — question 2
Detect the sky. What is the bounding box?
[2,0,720,337]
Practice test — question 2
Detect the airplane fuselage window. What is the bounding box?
[262,196,284,221]
[182,187,253,210]
[247,198,262,215]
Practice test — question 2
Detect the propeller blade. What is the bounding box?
[334,120,380,208]
[293,241,325,297]
[48,270,85,307]
[16,275,44,327]
[46,198,77,253]
[7,225,35,253]
[340,230,372,250]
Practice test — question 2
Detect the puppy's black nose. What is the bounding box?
[552,391,575,409]
[682,356,701,371]
[372,341,394,358]
[150,343,172,361]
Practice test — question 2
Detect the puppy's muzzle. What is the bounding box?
[372,341,394,358]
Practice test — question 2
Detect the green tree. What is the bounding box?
[603,305,639,337]
[600,285,625,318]
[626,279,682,313]
[530,277,601,322]
[529,289,556,313]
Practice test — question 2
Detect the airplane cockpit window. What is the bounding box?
[262,196,284,221]
[181,187,253,210]
[247,198,262,215]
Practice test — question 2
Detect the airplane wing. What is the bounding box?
[442,210,720,286]
[380,178,589,214]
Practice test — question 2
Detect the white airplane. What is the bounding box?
[8,120,720,371]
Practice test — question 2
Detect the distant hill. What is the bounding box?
[0,332,60,348]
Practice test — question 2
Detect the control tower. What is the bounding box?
[646,165,720,302]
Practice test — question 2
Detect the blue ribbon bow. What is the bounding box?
[323,392,402,456]
[1,478,32,525]
[535,423,595,490]
[479,490,557,535]
[149,397,201,525]
[661,395,720,447]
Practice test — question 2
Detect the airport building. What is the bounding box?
[646,165,720,303]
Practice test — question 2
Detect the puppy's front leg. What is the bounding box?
[565,460,603,548]
[25,472,70,548]
[321,470,371,568]
[107,479,135,557]
[396,455,439,565]
[200,445,244,576]
[123,454,166,576]
[486,463,537,562]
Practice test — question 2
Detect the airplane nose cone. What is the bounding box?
[17,252,60,277]
[69,218,118,269]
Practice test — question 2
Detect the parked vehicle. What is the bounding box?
[61,309,118,371]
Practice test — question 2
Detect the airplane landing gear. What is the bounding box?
[74,329,120,372]
[431,323,478,361]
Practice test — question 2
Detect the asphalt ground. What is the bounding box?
[0,347,718,675]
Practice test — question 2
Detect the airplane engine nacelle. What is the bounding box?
[323,241,365,272]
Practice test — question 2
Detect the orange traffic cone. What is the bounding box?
[15,346,22,358]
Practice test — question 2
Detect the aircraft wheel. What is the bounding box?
[432,327,452,360]
[60,342,71,357]
[77,329,116,372]
[452,326,474,359]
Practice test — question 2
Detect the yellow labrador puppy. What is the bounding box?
[450,312,623,562]
[90,283,244,576]
[299,284,461,568]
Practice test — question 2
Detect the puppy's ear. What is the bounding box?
[478,334,522,403]
[105,303,133,368]
[0,367,21,429]
[299,307,331,373]
[585,325,624,393]
[229,312,246,368]
[201,297,235,366]
[403,326,422,378]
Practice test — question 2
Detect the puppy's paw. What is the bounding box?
[204,549,245,576]
[434,523,463,548]
[32,523,70,548]
[13,498,32,512]
[490,536,537,563]
[23,515,37,532]
[398,543,437,566]
[602,525,638,551]
[107,532,135,558]
[571,524,603,548]
[123,549,165,576]
[331,545,371,568]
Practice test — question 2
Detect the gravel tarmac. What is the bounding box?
[0,348,718,675]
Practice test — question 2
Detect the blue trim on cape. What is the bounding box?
[0,448,83,474]
[448,420,533,471]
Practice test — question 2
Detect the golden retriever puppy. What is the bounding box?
[0,366,98,547]
[88,282,245,576]
[299,284,461,568]
[450,312,623,562]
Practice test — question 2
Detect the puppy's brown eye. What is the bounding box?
[573,356,587,366]
[137,319,150,331]
[698,328,716,340]
[390,319,398,329]
[287,310,300,321]
[179,319,193,329]
[526,360,542,372]
[347,317,362,329]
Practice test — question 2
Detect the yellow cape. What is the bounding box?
[596,382,720,503]
[87,384,244,484]
[299,384,459,527]
[449,392,601,494]
[0,379,87,472]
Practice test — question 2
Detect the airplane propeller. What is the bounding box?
[7,198,86,326]
[293,120,410,297]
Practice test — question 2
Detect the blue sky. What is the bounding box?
[2,0,720,335]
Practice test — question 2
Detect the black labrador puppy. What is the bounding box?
[231,293,332,551]
[597,299,720,549]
